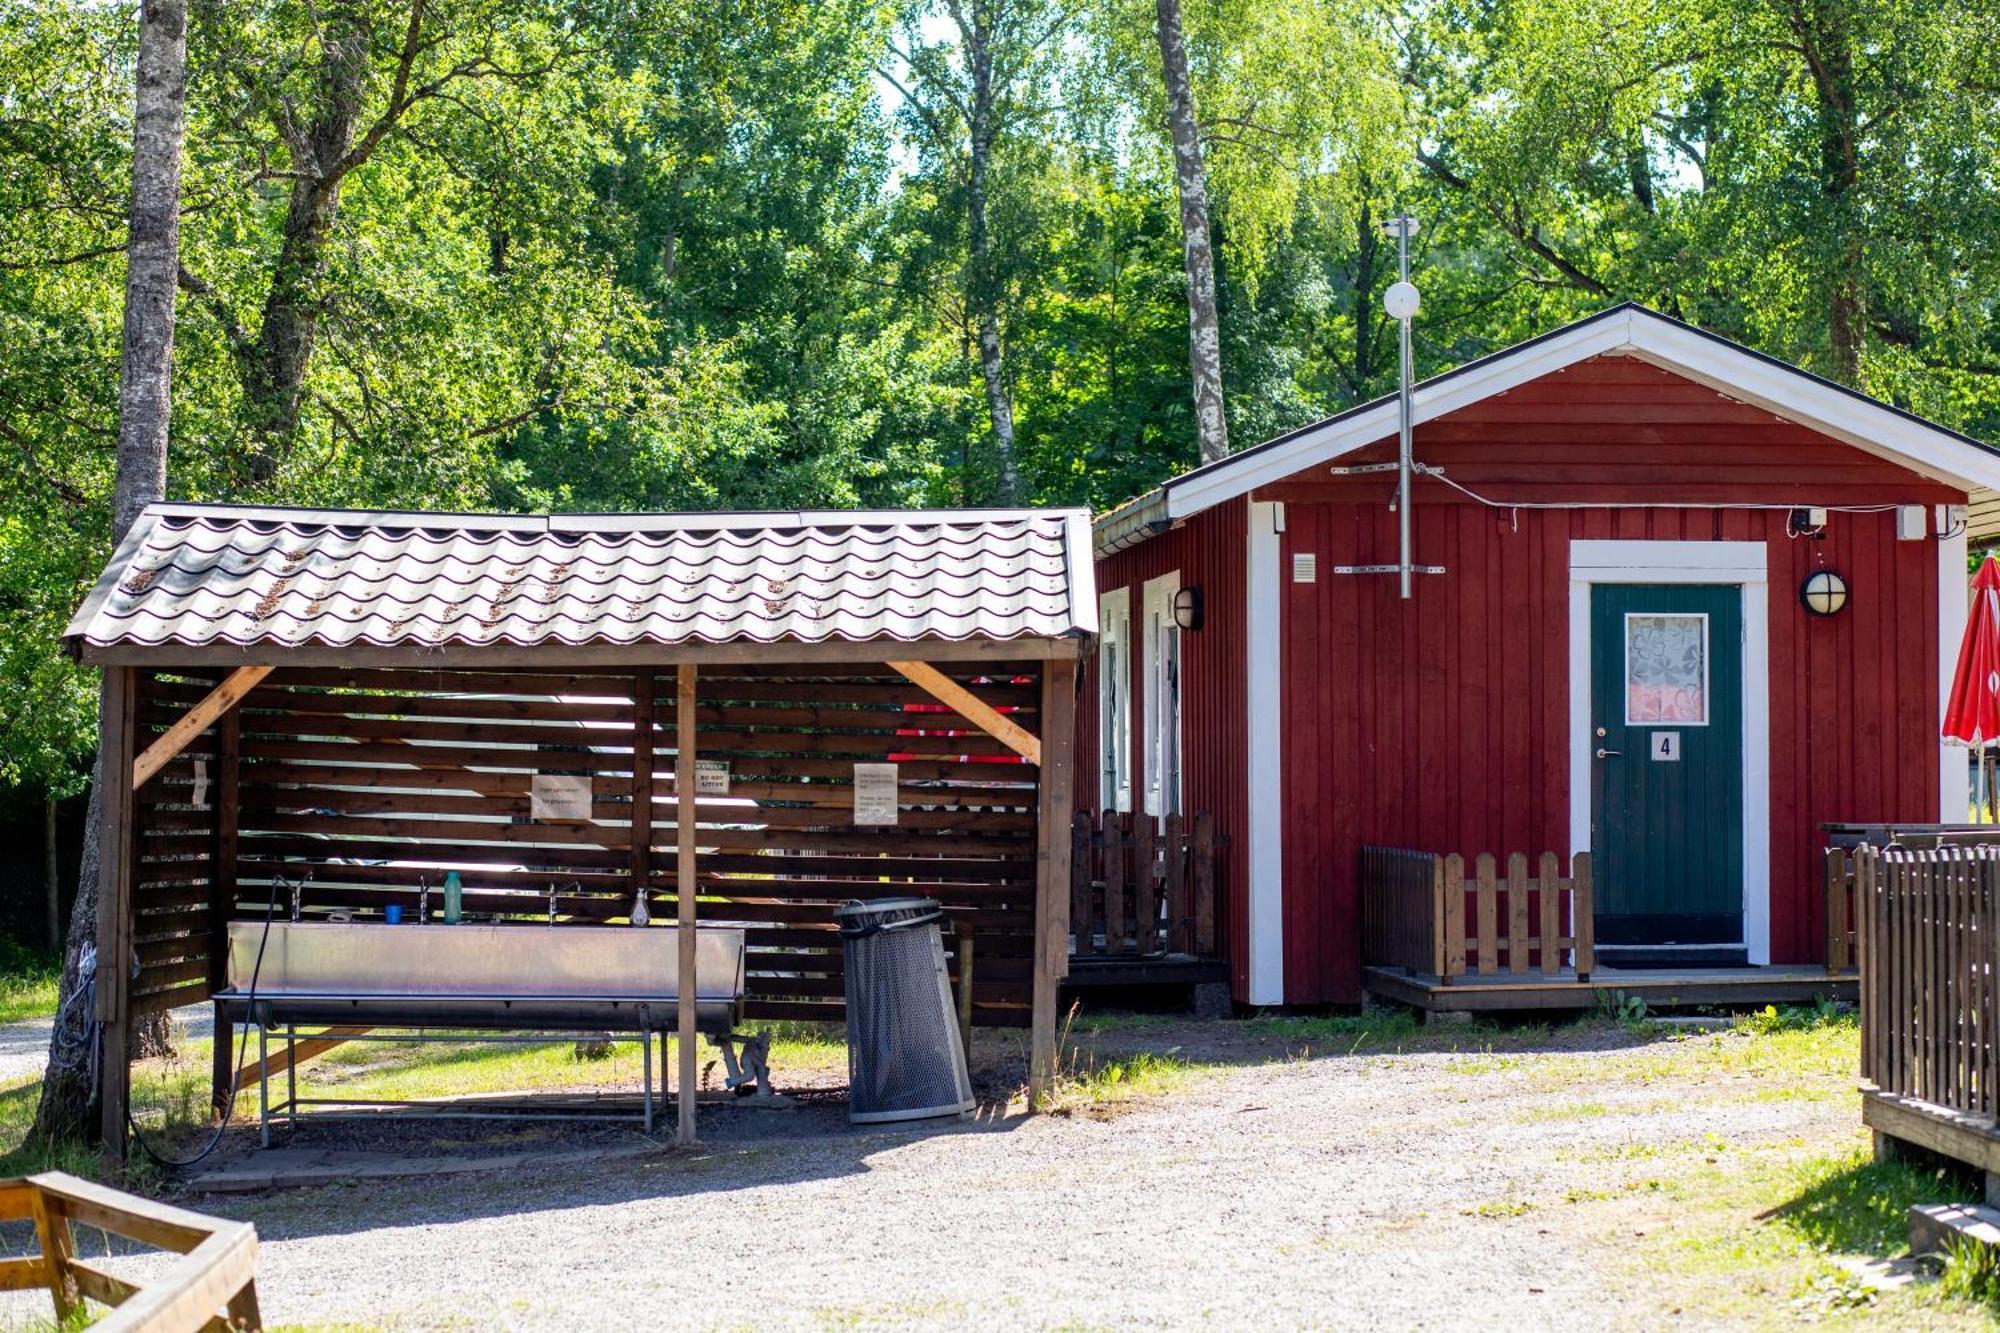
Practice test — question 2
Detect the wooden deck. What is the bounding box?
[1363,963,1856,1013]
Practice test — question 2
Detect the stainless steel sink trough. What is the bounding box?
[212,921,748,1139]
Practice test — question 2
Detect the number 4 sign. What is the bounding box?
[1650,731,1681,762]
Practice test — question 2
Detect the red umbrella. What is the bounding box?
[1944,556,2000,747]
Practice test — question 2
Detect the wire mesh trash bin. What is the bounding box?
[837,897,975,1123]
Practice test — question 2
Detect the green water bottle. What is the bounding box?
[443,870,463,924]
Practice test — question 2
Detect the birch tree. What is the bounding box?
[31,0,188,1147]
[879,0,1068,502]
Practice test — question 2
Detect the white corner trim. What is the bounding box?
[1940,509,1971,820]
[1160,305,2000,522]
[1566,539,1772,965]
[1246,501,1285,1004]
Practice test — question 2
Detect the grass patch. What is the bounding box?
[0,940,61,1024]
[1772,1150,1978,1257]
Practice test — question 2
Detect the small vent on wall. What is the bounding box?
[1292,552,1318,583]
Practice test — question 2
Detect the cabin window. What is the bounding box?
[1098,588,1133,812]
[1141,572,1184,817]
[1624,612,1709,726]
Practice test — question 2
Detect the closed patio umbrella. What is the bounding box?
[1943,556,2000,818]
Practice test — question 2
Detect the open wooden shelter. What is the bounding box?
[66,502,1094,1160]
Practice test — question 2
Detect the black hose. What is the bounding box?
[124,875,282,1170]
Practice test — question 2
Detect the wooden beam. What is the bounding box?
[132,665,271,789]
[233,1026,372,1093]
[885,660,1041,764]
[675,664,698,1146]
[96,666,139,1163]
[1028,659,1078,1109]
[84,635,1086,671]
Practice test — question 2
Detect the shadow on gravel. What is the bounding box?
[190,1106,1023,1245]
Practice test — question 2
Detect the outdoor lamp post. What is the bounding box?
[1801,569,1849,616]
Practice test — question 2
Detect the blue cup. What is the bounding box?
[384,904,404,924]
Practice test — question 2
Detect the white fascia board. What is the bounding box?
[1159,305,2000,523]
[1162,312,1637,520]
[1064,511,1100,634]
[1622,315,2000,493]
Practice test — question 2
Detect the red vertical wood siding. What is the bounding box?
[1257,357,1960,1004]
[1081,499,1251,994]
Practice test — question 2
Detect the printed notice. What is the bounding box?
[696,759,731,796]
[853,763,900,825]
[531,772,594,821]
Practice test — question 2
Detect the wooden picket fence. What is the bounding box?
[1360,848,1593,982]
[1069,810,1218,959]
[1853,846,2000,1118]
[0,1171,261,1330]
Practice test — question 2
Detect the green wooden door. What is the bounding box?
[1589,584,1744,946]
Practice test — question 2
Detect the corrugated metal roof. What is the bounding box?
[67,503,1097,655]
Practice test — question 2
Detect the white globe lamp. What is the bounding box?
[1384,280,1421,321]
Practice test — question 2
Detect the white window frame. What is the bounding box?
[1098,587,1133,813]
[1141,571,1184,818]
[1621,611,1712,727]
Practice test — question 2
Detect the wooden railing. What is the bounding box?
[1069,811,1218,959]
[1360,849,1593,982]
[1852,846,2000,1117]
[0,1171,261,1330]
[1823,829,2000,975]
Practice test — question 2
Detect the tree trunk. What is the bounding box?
[1155,0,1228,466]
[242,4,371,479]
[1800,5,1862,383]
[44,797,60,952]
[959,12,1020,503]
[31,0,187,1149]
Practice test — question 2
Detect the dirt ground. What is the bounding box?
[5,1013,1990,1331]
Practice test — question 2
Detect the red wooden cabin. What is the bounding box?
[1084,304,2000,1010]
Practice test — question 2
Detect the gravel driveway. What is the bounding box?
[71,1019,1898,1332]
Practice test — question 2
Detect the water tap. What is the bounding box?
[418,874,430,925]
[549,882,560,925]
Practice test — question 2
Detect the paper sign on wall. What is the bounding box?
[191,758,210,809]
[853,763,900,825]
[696,759,730,796]
[531,772,594,821]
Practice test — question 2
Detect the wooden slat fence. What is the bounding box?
[1360,848,1593,982]
[140,664,1045,1027]
[0,1170,261,1330]
[1855,846,2000,1118]
[1068,810,1219,958]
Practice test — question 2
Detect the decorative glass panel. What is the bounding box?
[1625,614,1708,725]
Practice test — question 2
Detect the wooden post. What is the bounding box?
[954,921,975,1066]
[674,664,698,1146]
[96,667,139,1164]
[211,707,240,1119]
[1068,811,1093,958]
[1029,659,1078,1109]
[1191,811,1215,958]
[631,672,655,907]
[1572,852,1594,981]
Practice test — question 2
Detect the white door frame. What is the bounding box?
[1568,539,1771,964]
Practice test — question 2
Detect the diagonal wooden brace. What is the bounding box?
[132,665,272,789]
[886,660,1041,764]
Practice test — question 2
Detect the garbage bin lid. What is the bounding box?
[833,896,940,919]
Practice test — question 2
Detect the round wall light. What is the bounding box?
[1172,586,1204,632]
[1801,569,1849,616]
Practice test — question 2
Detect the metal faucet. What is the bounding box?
[418,874,430,925]
[289,875,303,923]
[549,882,560,926]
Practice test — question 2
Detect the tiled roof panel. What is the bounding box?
[68,504,1096,652]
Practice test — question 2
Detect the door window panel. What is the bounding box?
[1625,613,1708,725]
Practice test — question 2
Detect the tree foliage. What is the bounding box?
[3,0,1999,807]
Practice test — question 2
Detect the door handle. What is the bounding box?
[1595,748,1621,759]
